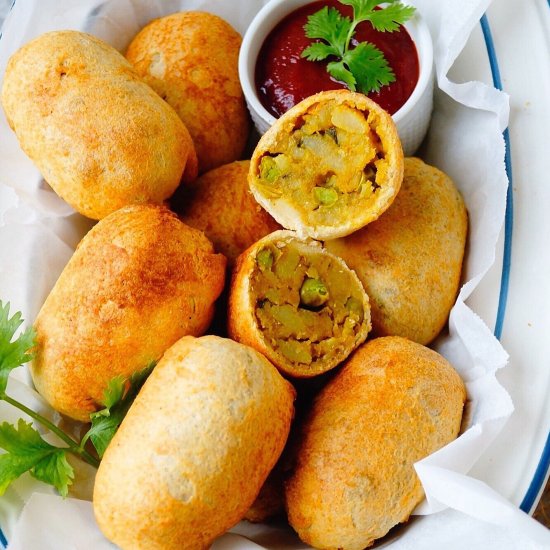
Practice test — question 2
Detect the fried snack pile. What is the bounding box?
[0,13,468,550]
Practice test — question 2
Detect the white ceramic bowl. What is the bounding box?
[239,0,434,156]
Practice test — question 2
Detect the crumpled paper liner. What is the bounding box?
[0,0,548,548]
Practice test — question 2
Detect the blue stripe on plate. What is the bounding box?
[479,15,513,340]
[481,13,550,514]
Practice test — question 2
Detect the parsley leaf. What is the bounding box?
[340,0,382,21]
[303,6,351,57]
[0,301,35,395]
[0,419,74,497]
[93,375,125,416]
[367,2,417,33]
[301,0,415,94]
[344,42,395,93]
[302,42,340,62]
[84,362,155,458]
[327,60,357,90]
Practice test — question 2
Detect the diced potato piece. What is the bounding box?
[277,339,312,365]
[331,105,369,134]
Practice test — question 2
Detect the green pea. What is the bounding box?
[300,278,329,308]
[313,186,338,206]
[256,248,274,270]
[259,156,281,183]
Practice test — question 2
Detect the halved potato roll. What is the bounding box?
[249,91,404,239]
[228,231,371,378]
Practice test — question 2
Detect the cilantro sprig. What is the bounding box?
[301,0,416,94]
[81,362,154,458]
[0,301,153,495]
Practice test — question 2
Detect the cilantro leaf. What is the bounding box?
[301,0,415,94]
[0,419,74,497]
[0,301,36,395]
[368,3,417,33]
[303,6,351,57]
[94,375,126,416]
[302,42,340,62]
[344,41,395,93]
[85,362,155,458]
[31,451,74,498]
[327,60,357,90]
[340,0,382,22]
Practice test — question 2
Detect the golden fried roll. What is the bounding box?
[175,160,281,266]
[32,205,226,421]
[228,231,371,378]
[126,12,250,174]
[286,337,466,550]
[1,31,197,220]
[326,158,467,345]
[249,90,404,239]
[94,335,295,550]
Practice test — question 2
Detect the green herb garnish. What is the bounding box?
[0,301,154,495]
[301,0,416,94]
[81,362,155,458]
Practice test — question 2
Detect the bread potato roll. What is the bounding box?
[93,335,295,550]
[32,205,225,421]
[175,160,280,266]
[249,90,404,239]
[325,157,467,344]
[228,230,371,378]
[285,337,466,549]
[1,31,197,220]
[126,12,250,173]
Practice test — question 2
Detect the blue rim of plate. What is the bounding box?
[0,6,545,549]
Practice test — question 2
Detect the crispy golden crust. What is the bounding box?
[227,230,371,378]
[31,205,226,421]
[175,160,280,266]
[285,337,466,550]
[126,11,250,174]
[1,31,197,220]
[93,335,296,550]
[325,158,468,345]
[249,90,404,239]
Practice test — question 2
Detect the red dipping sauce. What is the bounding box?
[256,0,419,117]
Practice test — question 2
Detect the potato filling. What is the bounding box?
[256,101,386,225]
[251,241,366,368]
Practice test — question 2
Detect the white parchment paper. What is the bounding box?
[0,0,549,548]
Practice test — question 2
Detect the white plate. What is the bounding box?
[457,0,550,513]
[0,0,549,547]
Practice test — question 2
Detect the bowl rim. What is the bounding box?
[238,0,434,128]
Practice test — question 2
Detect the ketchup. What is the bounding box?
[255,0,419,117]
